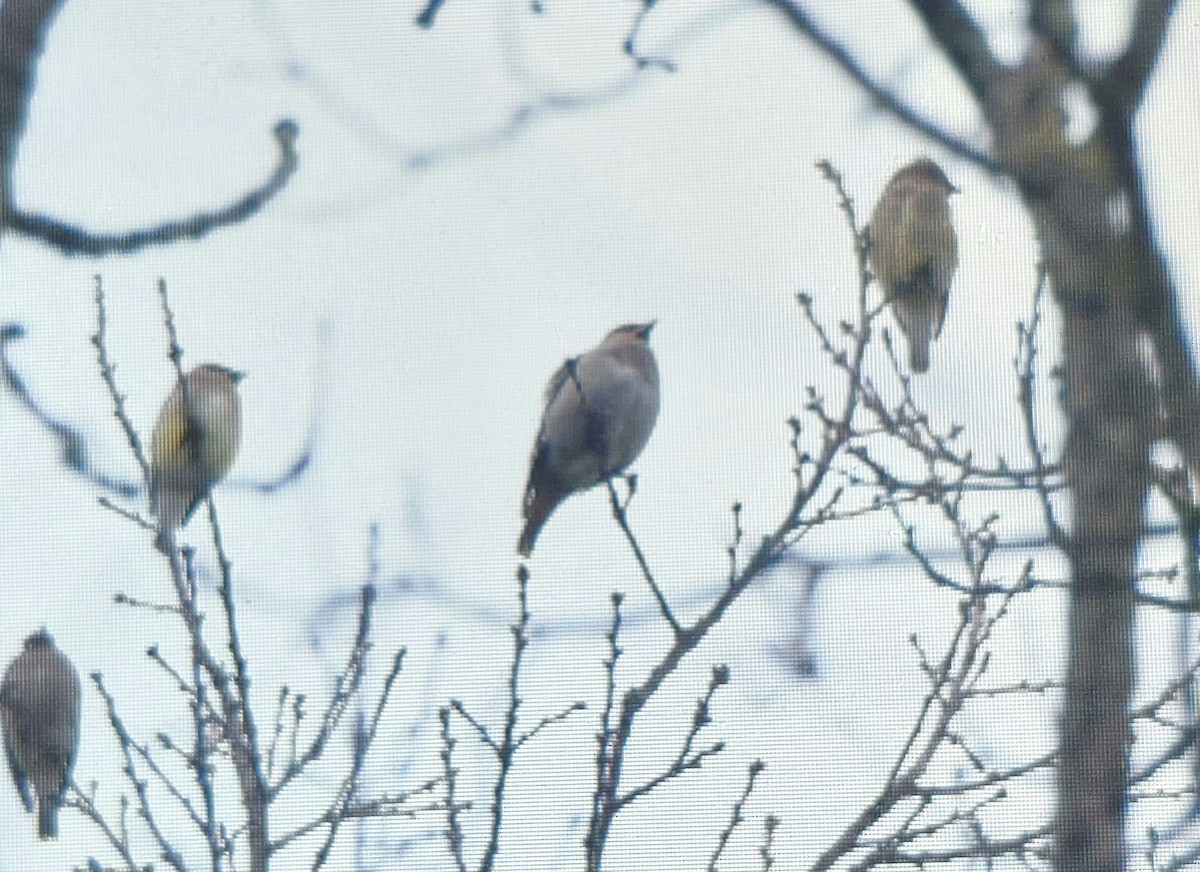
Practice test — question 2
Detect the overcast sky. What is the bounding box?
[0,1,1197,868]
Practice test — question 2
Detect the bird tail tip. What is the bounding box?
[909,341,931,373]
[38,798,57,839]
[517,519,542,558]
[518,491,559,557]
[155,527,176,553]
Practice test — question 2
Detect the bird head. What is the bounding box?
[906,158,958,195]
[194,364,246,385]
[610,321,656,342]
[24,629,54,650]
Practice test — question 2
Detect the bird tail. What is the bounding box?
[908,335,931,373]
[151,481,203,549]
[518,489,560,558]
[38,796,57,839]
[895,299,937,374]
[151,480,183,531]
[154,526,177,554]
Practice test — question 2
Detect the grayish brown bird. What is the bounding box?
[1,630,81,839]
[867,158,959,373]
[519,322,660,557]
[150,364,244,546]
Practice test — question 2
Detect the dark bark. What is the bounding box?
[764,2,1179,866]
[1056,309,1146,870]
[0,0,66,215]
[986,38,1153,872]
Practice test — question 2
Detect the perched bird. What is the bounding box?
[150,364,244,546]
[0,630,81,839]
[519,322,660,557]
[867,158,959,373]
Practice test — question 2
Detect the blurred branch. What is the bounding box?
[761,0,997,172]
[0,307,140,497]
[0,0,67,209]
[1028,0,1081,76]
[269,0,752,181]
[624,0,675,71]
[9,121,300,255]
[414,0,447,28]
[1100,0,1176,118]
[0,276,318,511]
[908,0,1000,103]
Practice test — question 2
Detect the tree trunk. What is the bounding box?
[1055,302,1146,871]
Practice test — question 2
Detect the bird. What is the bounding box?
[150,364,244,547]
[519,322,660,557]
[867,158,959,373]
[0,630,81,839]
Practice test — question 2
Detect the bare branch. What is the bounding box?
[762,1,997,171]
[908,0,1001,104]
[10,121,300,255]
[606,477,681,635]
[707,760,765,871]
[1100,0,1177,117]
[414,0,447,28]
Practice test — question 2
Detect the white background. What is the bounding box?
[1,0,1197,868]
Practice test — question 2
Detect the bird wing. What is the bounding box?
[932,214,956,338]
[0,699,34,814]
[538,354,608,455]
[908,211,954,339]
[151,390,203,477]
[888,191,956,312]
[50,672,81,776]
[150,387,210,525]
[525,352,606,507]
[867,213,918,292]
[543,357,577,406]
[4,739,32,813]
[523,362,573,513]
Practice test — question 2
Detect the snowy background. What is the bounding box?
[0,0,1197,868]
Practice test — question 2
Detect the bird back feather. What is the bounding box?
[0,632,79,840]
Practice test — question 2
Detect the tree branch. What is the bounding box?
[1100,0,1176,117]
[761,0,998,172]
[908,0,1001,104]
[10,120,299,255]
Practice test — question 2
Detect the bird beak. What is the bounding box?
[948,184,960,195]
[636,321,656,339]
[232,370,248,383]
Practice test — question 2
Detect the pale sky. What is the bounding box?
[0,1,1196,868]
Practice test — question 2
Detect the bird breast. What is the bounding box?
[577,344,659,472]
[193,390,242,475]
[537,342,659,487]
